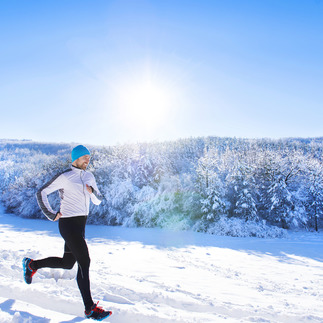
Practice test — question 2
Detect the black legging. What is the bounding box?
[33,216,94,311]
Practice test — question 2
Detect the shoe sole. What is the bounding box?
[85,311,112,321]
[22,257,32,284]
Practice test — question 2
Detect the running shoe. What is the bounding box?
[22,257,37,284]
[85,302,112,321]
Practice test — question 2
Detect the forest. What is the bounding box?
[0,136,322,238]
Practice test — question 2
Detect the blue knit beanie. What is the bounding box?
[71,145,91,162]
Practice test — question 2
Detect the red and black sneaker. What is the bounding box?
[85,302,112,321]
[22,257,37,284]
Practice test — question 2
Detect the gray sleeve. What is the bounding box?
[36,173,64,221]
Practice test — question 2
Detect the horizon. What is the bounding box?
[1,134,322,149]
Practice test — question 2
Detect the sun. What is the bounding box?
[120,80,173,130]
[108,62,184,142]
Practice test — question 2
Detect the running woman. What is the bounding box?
[23,145,112,321]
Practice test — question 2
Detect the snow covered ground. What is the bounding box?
[0,205,322,323]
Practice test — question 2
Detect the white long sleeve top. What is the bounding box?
[36,165,103,221]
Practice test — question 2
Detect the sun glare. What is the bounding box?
[120,80,173,130]
[109,63,184,142]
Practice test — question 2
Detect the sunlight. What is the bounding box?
[106,61,186,143]
[120,80,173,130]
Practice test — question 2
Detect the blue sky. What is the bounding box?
[0,0,322,146]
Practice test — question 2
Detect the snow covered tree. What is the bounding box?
[263,151,306,228]
[2,153,70,218]
[128,174,196,230]
[234,181,258,221]
[200,173,226,221]
[304,157,323,231]
[0,137,322,233]
[195,147,226,229]
[225,151,258,221]
[267,175,294,228]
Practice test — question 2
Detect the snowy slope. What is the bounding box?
[0,205,322,322]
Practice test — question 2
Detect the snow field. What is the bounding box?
[0,212,322,322]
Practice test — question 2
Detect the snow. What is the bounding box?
[0,204,322,323]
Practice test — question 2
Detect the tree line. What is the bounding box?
[0,137,322,237]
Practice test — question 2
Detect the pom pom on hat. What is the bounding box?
[71,145,91,162]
